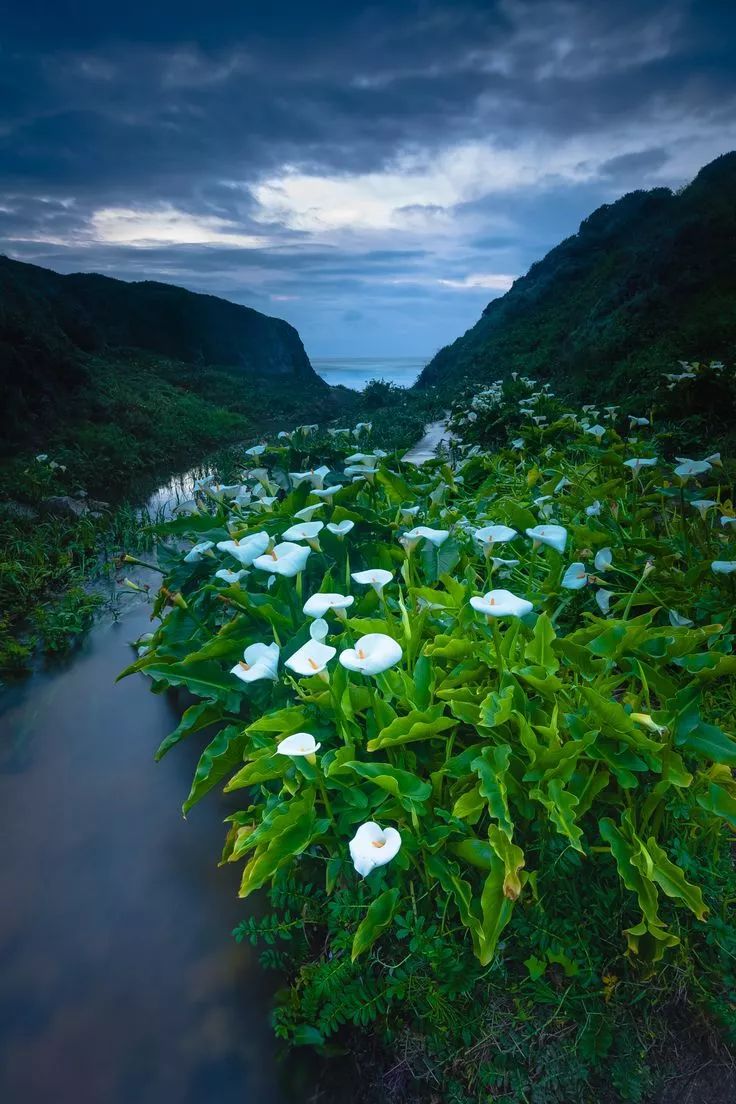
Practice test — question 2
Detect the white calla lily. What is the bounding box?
[585,500,602,517]
[309,618,329,642]
[474,524,517,551]
[310,484,344,501]
[586,424,606,438]
[594,547,613,572]
[282,521,324,547]
[401,525,450,551]
[691,499,717,519]
[721,515,736,527]
[561,562,589,590]
[339,633,402,675]
[253,541,311,577]
[285,639,337,677]
[712,561,736,575]
[351,568,393,596]
[215,568,248,584]
[674,458,712,479]
[470,589,533,618]
[595,588,614,614]
[276,732,321,757]
[349,822,402,877]
[294,504,324,522]
[525,524,568,554]
[326,520,355,538]
[245,444,267,457]
[216,531,270,566]
[624,457,658,473]
[669,609,694,627]
[303,592,355,619]
[184,540,214,563]
[230,642,280,684]
[629,416,650,427]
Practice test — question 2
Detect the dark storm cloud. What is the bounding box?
[1,0,735,355]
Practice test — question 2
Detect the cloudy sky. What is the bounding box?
[2,1,735,358]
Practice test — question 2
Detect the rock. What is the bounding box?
[40,495,90,520]
[0,499,39,521]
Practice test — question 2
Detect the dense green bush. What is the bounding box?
[123,399,736,1100]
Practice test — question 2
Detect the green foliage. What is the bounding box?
[126,398,736,1100]
[419,152,736,449]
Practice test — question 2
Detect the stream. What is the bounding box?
[0,470,290,1104]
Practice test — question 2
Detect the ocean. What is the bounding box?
[311,356,428,391]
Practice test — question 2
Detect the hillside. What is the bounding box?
[417,152,736,403]
[0,255,324,456]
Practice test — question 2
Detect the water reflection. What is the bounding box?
[0,501,286,1102]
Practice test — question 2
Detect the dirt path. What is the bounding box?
[402,417,454,464]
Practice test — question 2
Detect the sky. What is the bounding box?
[1,0,735,359]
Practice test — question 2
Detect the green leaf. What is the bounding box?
[140,659,243,711]
[351,887,400,961]
[343,761,432,804]
[420,536,461,583]
[367,705,456,751]
[524,612,559,674]
[697,782,736,830]
[239,811,320,897]
[155,700,223,761]
[183,725,246,813]
[225,751,285,791]
[471,745,514,839]
[487,825,525,900]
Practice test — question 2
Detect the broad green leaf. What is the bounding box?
[524,612,559,674]
[351,888,400,961]
[471,745,514,839]
[343,761,432,804]
[697,782,736,830]
[183,725,246,813]
[487,824,525,899]
[367,705,456,751]
[225,751,285,791]
[155,700,223,761]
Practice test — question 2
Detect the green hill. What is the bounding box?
[417,152,736,405]
[0,255,324,457]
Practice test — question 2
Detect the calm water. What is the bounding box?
[0,481,288,1104]
[312,355,428,390]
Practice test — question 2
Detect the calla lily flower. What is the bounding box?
[629,416,650,427]
[282,521,324,545]
[705,452,722,467]
[277,430,293,441]
[586,424,606,438]
[345,452,376,465]
[326,519,355,538]
[525,524,568,554]
[310,484,344,502]
[349,822,401,877]
[285,639,336,677]
[245,444,267,457]
[674,458,711,479]
[290,465,331,490]
[353,422,372,436]
[474,524,517,551]
[253,541,311,577]
[217,531,270,566]
[401,525,450,551]
[36,453,49,462]
[339,633,402,675]
[511,437,525,449]
[585,500,602,517]
[346,465,379,483]
[400,505,421,523]
[691,499,717,519]
[721,515,736,528]
[624,457,658,473]
[470,589,533,618]
[554,477,572,493]
[294,504,324,522]
[595,589,614,614]
[215,568,248,584]
[328,427,350,437]
[184,540,214,563]
[303,592,355,619]
[712,561,736,575]
[561,562,589,590]
[276,732,321,757]
[175,499,199,516]
[230,642,280,684]
[669,609,694,627]
[594,547,612,572]
[309,618,329,642]
[251,496,278,512]
[351,568,393,596]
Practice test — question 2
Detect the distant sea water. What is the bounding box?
[311,356,428,391]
